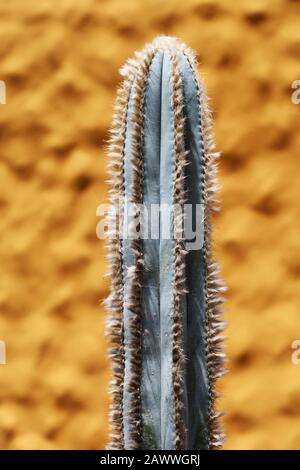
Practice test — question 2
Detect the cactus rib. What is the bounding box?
[123,48,156,449]
[105,70,133,450]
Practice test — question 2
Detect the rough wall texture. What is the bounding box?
[0,0,299,450]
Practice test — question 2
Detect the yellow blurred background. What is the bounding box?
[0,0,300,450]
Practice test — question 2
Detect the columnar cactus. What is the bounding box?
[105,36,226,451]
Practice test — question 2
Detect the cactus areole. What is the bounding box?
[105,37,226,450]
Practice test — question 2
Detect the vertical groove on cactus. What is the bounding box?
[105,36,226,451]
[170,51,188,449]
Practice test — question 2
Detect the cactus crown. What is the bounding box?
[105,36,226,450]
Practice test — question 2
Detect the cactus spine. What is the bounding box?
[105,36,226,450]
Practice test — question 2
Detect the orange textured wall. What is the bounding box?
[0,0,300,450]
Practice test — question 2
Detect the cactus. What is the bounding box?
[105,36,226,451]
